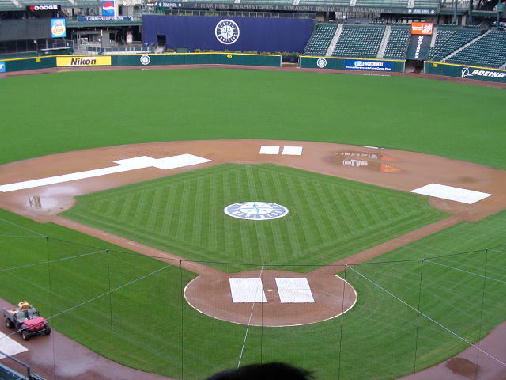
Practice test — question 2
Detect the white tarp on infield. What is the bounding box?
[275,278,314,303]
[0,332,28,358]
[259,146,280,155]
[229,278,267,303]
[0,154,210,192]
[411,184,491,204]
[281,146,303,156]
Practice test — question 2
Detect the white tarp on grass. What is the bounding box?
[275,278,314,303]
[0,154,210,192]
[0,332,28,358]
[411,184,491,204]
[229,278,267,303]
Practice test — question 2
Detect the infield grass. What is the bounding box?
[61,164,447,271]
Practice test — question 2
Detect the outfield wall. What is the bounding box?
[0,52,281,72]
[299,56,406,73]
[424,61,506,83]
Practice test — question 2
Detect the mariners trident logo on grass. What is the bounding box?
[225,202,288,220]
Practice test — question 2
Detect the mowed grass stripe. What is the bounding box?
[64,164,447,270]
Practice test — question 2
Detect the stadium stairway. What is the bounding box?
[303,24,337,56]
[326,24,343,56]
[428,27,483,62]
[446,29,506,68]
[376,25,392,58]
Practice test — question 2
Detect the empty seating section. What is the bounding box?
[17,0,73,5]
[447,30,506,68]
[412,0,439,8]
[298,0,350,6]
[0,0,19,10]
[355,0,408,7]
[304,24,337,56]
[383,26,409,59]
[428,28,483,61]
[332,24,385,58]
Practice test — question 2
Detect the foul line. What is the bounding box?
[237,265,265,368]
[0,262,172,343]
[0,250,106,274]
[49,264,171,320]
[426,260,506,285]
[348,266,506,367]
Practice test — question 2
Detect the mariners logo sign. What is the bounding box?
[224,202,288,220]
[316,58,327,68]
[215,19,240,45]
[140,55,151,65]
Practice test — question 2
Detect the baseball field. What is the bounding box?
[0,68,505,380]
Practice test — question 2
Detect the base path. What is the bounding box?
[0,139,505,379]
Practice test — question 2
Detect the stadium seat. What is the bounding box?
[383,25,410,59]
[304,23,337,56]
[428,27,483,61]
[447,30,506,68]
[332,24,386,58]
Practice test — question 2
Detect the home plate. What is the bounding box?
[0,332,28,358]
[229,278,266,303]
[259,146,280,155]
[411,184,491,204]
[275,278,314,303]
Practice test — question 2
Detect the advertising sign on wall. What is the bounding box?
[50,18,66,38]
[101,1,115,17]
[27,4,59,11]
[344,60,393,71]
[0,62,5,73]
[56,56,111,67]
[424,61,506,83]
[411,22,433,35]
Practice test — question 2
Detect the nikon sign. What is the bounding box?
[424,61,506,83]
[56,56,112,67]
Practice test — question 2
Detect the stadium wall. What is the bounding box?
[424,61,506,83]
[142,15,313,53]
[0,52,281,72]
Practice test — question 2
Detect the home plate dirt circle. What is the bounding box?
[184,270,357,327]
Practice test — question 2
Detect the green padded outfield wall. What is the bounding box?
[299,56,406,73]
[112,53,281,67]
[2,56,56,72]
[0,53,281,73]
[424,61,506,83]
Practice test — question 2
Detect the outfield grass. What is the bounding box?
[0,69,505,169]
[0,69,505,379]
[62,164,447,271]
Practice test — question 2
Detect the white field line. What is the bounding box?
[348,266,506,367]
[0,250,106,274]
[237,266,265,368]
[426,260,506,285]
